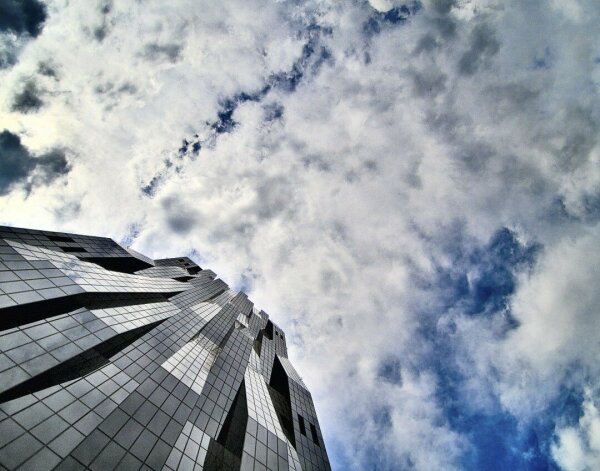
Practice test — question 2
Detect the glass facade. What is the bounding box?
[0,226,331,471]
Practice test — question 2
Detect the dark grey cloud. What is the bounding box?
[100,1,112,15]
[0,0,47,38]
[455,141,496,173]
[301,153,331,172]
[431,16,458,40]
[94,81,137,97]
[33,150,71,185]
[93,25,108,42]
[263,102,284,122]
[0,131,35,193]
[0,130,70,196]
[141,173,164,197]
[92,80,138,112]
[141,43,183,63]
[11,80,44,113]
[420,0,458,40]
[320,269,343,294]
[458,23,500,75]
[0,40,18,69]
[425,108,463,139]
[428,0,457,16]
[377,357,403,385]
[410,67,447,97]
[52,200,82,221]
[0,0,47,70]
[161,196,199,234]
[166,213,195,234]
[414,33,439,54]
[556,107,598,173]
[37,61,58,78]
[363,5,414,38]
[432,16,457,38]
[255,176,294,220]
[484,83,540,112]
[90,1,113,42]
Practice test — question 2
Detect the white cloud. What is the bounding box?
[553,390,600,471]
[490,225,600,417]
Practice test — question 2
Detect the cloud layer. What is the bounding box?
[0,129,69,195]
[1,1,599,469]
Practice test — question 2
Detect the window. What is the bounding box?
[298,414,306,435]
[47,235,75,243]
[310,423,320,446]
[61,246,87,253]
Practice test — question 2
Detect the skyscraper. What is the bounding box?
[0,225,330,471]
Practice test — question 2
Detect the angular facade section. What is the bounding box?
[0,226,330,471]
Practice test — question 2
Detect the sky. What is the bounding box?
[0,0,599,469]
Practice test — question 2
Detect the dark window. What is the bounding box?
[61,246,87,253]
[47,235,75,243]
[264,321,274,340]
[298,414,306,435]
[310,423,320,446]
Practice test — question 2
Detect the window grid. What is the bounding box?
[0,226,331,470]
